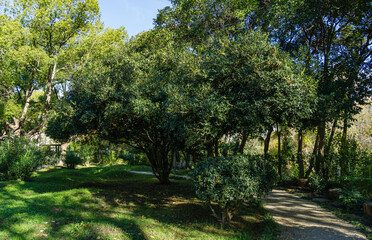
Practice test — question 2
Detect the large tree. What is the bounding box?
[47,29,209,184]
[201,31,316,178]
[257,0,372,177]
[0,0,100,138]
[156,1,317,165]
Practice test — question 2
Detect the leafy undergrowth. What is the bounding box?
[0,165,277,240]
[287,189,372,240]
[171,169,191,176]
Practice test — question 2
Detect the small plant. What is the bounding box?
[118,153,149,165]
[0,136,44,180]
[339,190,365,211]
[191,155,277,226]
[308,174,326,193]
[64,150,82,169]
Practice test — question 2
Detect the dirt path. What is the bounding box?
[265,189,367,240]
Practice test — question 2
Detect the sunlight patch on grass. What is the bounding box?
[0,165,277,240]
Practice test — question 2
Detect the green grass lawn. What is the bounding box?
[0,165,277,240]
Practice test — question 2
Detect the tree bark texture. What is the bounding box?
[316,122,326,175]
[264,128,272,158]
[297,129,304,179]
[306,131,319,178]
[146,146,172,184]
[277,123,282,180]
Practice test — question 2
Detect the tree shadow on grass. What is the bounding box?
[0,166,269,239]
[87,177,266,238]
[0,183,146,239]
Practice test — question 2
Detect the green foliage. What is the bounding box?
[191,155,277,225]
[64,150,82,169]
[47,28,205,184]
[327,134,372,179]
[0,0,103,137]
[203,31,317,133]
[76,144,95,165]
[308,174,327,193]
[339,177,372,200]
[0,136,44,180]
[256,0,372,180]
[155,0,257,50]
[119,153,149,166]
[339,190,365,211]
[259,213,279,240]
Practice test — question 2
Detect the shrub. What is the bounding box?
[308,174,326,193]
[339,177,372,199]
[191,155,277,226]
[339,190,365,211]
[64,150,82,169]
[118,153,150,165]
[78,144,95,165]
[0,136,44,181]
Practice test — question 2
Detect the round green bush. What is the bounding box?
[191,155,277,226]
[0,136,44,180]
[64,150,82,169]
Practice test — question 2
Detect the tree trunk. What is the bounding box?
[184,152,193,170]
[324,119,337,180]
[172,150,177,170]
[206,142,213,158]
[214,139,219,157]
[264,128,272,158]
[340,118,348,176]
[277,123,282,180]
[238,132,248,154]
[146,146,171,184]
[191,150,198,164]
[325,119,337,157]
[221,207,233,227]
[297,129,304,179]
[5,117,20,134]
[316,122,325,175]
[26,62,57,138]
[305,131,319,178]
[58,141,72,166]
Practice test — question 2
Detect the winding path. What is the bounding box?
[265,189,367,240]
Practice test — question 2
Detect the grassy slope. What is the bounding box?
[0,165,277,240]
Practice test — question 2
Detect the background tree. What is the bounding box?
[0,0,100,138]
[202,31,316,179]
[155,0,258,51]
[257,0,372,178]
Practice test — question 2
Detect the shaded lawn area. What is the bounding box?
[0,165,276,240]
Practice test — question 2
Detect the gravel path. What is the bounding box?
[265,189,367,240]
[130,171,191,180]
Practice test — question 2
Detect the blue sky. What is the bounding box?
[98,0,171,37]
